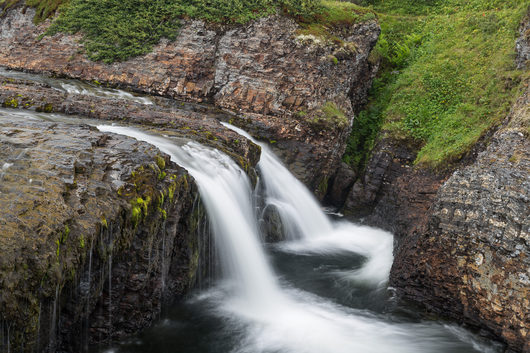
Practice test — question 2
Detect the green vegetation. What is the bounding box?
[10,0,375,63]
[0,0,66,22]
[309,101,348,130]
[42,0,321,63]
[25,0,66,23]
[297,1,375,44]
[344,0,529,170]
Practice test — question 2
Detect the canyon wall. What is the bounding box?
[0,7,380,195]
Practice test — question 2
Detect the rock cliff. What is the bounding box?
[391,85,529,352]
[0,112,259,353]
[0,6,380,194]
[339,11,530,352]
[0,74,260,353]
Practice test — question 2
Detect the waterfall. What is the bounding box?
[96,124,485,353]
[222,123,393,287]
[221,123,333,240]
[97,126,283,308]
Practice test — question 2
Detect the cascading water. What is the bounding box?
[221,123,333,241]
[97,124,498,353]
[97,126,283,308]
[0,67,153,105]
[222,123,393,287]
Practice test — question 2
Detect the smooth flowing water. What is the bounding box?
[93,124,501,353]
[0,67,153,105]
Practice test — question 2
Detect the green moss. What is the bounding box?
[158,171,167,181]
[308,101,348,129]
[297,1,375,44]
[158,207,167,220]
[24,0,68,23]
[317,176,328,195]
[131,205,142,227]
[155,155,166,170]
[36,103,53,113]
[2,97,19,108]
[60,224,70,244]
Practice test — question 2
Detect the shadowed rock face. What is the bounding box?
[391,87,529,351]
[0,7,380,195]
[0,110,260,353]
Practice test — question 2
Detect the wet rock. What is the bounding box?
[0,8,380,196]
[0,114,258,353]
[326,162,356,207]
[260,205,284,242]
[390,86,530,352]
[0,77,261,174]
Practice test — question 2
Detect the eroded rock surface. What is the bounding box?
[0,7,379,194]
[0,112,258,353]
[390,87,530,352]
[516,9,530,69]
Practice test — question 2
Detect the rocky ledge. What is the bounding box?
[0,7,380,195]
[0,104,259,353]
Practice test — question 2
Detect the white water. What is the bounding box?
[222,122,393,286]
[97,124,493,353]
[0,67,152,105]
[97,125,282,307]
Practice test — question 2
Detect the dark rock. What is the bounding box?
[390,85,530,352]
[326,162,356,207]
[0,112,259,353]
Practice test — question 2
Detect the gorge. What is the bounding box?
[0,0,528,352]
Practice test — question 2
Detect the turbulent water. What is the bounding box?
[94,124,500,353]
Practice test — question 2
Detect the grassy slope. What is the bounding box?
[344,0,529,170]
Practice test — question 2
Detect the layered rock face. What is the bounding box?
[0,7,380,194]
[338,12,530,352]
[0,103,259,352]
[0,116,194,352]
[391,88,529,352]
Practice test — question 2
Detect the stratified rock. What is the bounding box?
[0,7,380,196]
[0,113,258,353]
[391,86,529,352]
[0,76,261,170]
[342,136,447,238]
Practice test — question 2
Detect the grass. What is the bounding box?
[0,0,66,22]
[343,0,529,170]
[297,1,375,44]
[2,0,375,63]
[42,0,324,63]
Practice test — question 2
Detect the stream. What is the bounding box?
[0,67,504,353]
